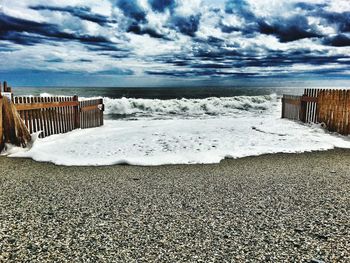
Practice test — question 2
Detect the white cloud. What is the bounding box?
[174,0,202,16]
[1,0,350,81]
[326,0,350,13]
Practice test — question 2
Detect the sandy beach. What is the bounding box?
[1,149,350,262]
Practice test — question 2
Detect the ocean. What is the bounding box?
[14,86,303,120]
[7,86,350,166]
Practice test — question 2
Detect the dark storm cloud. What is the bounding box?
[171,15,201,37]
[30,5,111,25]
[105,52,133,59]
[225,0,255,20]
[0,13,118,47]
[149,0,176,12]
[258,15,321,42]
[220,1,350,44]
[149,0,201,37]
[323,34,350,47]
[85,44,131,60]
[150,54,193,66]
[145,69,257,77]
[0,13,60,45]
[319,11,350,33]
[116,0,147,22]
[294,2,328,11]
[191,63,233,69]
[293,3,350,33]
[0,31,48,46]
[221,1,323,42]
[117,0,201,38]
[75,59,93,63]
[115,0,173,39]
[96,68,134,75]
[46,58,64,63]
[115,1,201,38]
[151,40,350,78]
[219,22,257,35]
[85,42,129,52]
[192,45,242,61]
[127,23,166,39]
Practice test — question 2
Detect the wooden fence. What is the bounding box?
[12,96,104,138]
[282,88,350,135]
[317,89,350,135]
[79,99,104,129]
[13,96,78,137]
[0,82,104,140]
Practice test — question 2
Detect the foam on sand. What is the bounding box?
[5,101,350,166]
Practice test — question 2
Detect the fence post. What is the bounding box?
[281,96,285,118]
[100,99,104,126]
[2,81,13,101]
[3,81,8,92]
[73,95,80,129]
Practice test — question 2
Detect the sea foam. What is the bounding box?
[103,94,278,119]
[5,95,350,166]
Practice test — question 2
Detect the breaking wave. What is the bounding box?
[104,94,278,119]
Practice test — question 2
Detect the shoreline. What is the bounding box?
[1,148,350,262]
[3,147,348,168]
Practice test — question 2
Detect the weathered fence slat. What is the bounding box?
[15,100,79,111]
[67,98,72,132]
[64,98,68,132]
[281,95,301,120]
[47,97,53,136]
[73,95,80,129]
[40,97,47,137]
[57,97,63,134]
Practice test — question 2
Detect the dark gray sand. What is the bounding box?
[1,149,350,262]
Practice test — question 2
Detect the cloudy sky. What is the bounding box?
[0,0,349,86]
